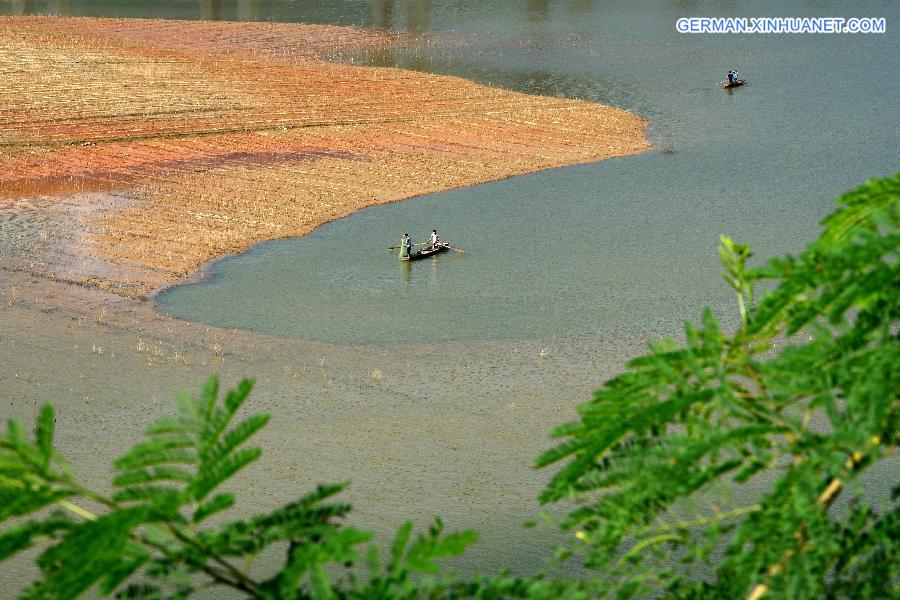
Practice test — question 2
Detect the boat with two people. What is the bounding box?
[721,69,746,88]
[391,229,466,261]
[403,242,451,261]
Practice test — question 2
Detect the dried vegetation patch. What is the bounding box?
[0,16,650,299]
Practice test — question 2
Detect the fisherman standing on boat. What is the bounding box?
[727,69,738,86]
[429,229,440,250]
[400,233,412,259]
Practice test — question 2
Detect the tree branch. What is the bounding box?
[55,490,258,595]
[745,439,879,600]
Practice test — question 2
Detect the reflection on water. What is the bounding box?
[401,259,412,283]
[526,0,551,22]
[2,0,580,29]
[371,0,431,31]
[201,0,221,21]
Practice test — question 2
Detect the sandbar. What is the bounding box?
[0,16,650,299]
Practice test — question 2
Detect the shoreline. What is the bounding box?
[0,20,652,589]
[149,148,651,306]
[0,16,651,301]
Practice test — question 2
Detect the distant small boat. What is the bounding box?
[723,79,746,88]
[401,242,450,261]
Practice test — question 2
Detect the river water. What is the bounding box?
[7,1,896,342]
[149,0,900,343]
[2,0,898,590]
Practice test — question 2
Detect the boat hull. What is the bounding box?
[401,243,450,261]
[724,79,746,88]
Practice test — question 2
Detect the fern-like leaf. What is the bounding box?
[193,493,235,523]
[0,516,72,561]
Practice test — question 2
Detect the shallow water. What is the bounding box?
[143,0,900,343]
[0,275,653,589]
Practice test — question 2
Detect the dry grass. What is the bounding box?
[0,16,650,299]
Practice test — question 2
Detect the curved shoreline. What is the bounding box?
[0,16,651,300]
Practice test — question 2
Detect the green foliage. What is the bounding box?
[1,378,476,598]
[537,174,899,598]
[352,518,479,598]
[1,175,897,599]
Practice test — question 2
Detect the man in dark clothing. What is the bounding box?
[400,233,412,259]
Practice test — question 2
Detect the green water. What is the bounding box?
[155,1,899,343]
[9,1,897,342]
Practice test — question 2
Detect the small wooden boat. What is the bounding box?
[723,79,746,88]
[401,242,450,261]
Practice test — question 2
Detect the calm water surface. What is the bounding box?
[9,1,898,343]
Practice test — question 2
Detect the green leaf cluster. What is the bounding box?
[537,174,899,598]
[1,379,475,598]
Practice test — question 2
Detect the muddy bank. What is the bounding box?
[0,267,655,593]
[0,16,650,299]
